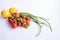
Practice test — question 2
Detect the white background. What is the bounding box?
[0,0,60,40]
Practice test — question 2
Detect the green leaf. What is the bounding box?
[14,19,17,24]
[19,18,26,22]
[25,24,30,29]
[20,12,29,18]
[11,15,14,19]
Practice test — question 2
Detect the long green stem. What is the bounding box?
[36,16,52,32]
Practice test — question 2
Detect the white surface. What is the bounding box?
[0,0,60,40]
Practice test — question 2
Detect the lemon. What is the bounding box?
[9,7,18,14]
[1,10,10,18]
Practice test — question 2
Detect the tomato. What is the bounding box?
[8,18,14,24]
[19,14,22,17]
[26,20,30,25]
[25,17,31,21]
[8,17,11,19]
[17,22,21,26]
[18,16,21,18]
[8,17,17,28]
[16,14,20,18]
[11,23,17,28]
[21,22,26,27]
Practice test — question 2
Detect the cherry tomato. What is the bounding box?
[19,14,22,17]
[17,22,21,26]
[21,22,26,27]
[8,18,14,24]
[8,17,11,19]
[25,17,31,21]
[16,14,21,18]
[18,16,21,18]
[11,23,17,28]
[26,20,30,25]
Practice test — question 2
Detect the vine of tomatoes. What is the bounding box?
[8,13,31,29]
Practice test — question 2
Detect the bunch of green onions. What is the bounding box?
[20,12,52,36]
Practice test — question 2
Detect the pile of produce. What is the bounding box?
[1,7,52,36]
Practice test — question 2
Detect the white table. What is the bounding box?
[0,0,60,40]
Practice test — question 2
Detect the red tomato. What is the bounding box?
[8,17,11,19]
[21,22,26,27]
[8,18,14,24]
[17,22,21,26]
[19,14,22,17]
[16,14,21,18]
[26,20,30,25]
[25,17,31,21]
[18,16,21,18]
[11,23,17,28]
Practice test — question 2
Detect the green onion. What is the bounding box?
[20,12,52,36]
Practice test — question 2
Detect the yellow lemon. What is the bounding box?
[1,10,10,18]
[9,7,18,14]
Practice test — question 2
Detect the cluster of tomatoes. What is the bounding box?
[8,13,31,29]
